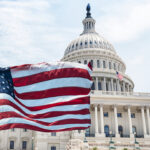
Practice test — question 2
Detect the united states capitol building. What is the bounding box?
[1,4,150,150]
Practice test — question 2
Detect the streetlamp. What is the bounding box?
[134,132,140,150]
[32,136,34,150]
[109,131,112,143]
[109,131,116,150]
[134,132,137,144]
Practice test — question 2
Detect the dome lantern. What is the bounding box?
[81,3,97,35]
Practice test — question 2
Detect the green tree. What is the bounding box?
[123,148,128,150]
[93,147,98,150]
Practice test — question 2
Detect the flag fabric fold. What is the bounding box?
[0,62,92,132]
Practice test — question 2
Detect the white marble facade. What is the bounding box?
[1,4,150,150]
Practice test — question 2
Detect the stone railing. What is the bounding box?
[91,90,150,97]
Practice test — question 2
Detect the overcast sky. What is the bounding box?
[0,0,150,92]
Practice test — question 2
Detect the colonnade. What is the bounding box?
[93,105,150,138]
[93,77,133,92]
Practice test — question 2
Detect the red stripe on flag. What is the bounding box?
[0,123,90,132]
[14,87,90,100]
[0,99,90,119]
[0,112,90,126]
[13,68,92,87]
[14,96,90,111]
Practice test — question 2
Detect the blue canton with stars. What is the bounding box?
[0,67,15,98]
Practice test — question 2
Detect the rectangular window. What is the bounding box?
[117,113,122,118]
[84,60,87,64]
[51,132,56,136]
[131,113,135,118]
[109,62,111,69]
[91,82,95,90]
[22,141,27,149]
[11,128,15,132]
[104,112,108,117]
[23,128,27,132]
[98,82,102,90]
[10,141,14,149]
[51,146,56,150]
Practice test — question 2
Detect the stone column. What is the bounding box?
[123,81,125,92]
[146,107,150,135]
[103,77,106,91]
[117,79,121,91]
[99,105,105,137]
[95,105,99,136]
[114,105,119,137]
[127,84,129,92]
[96,77,98,90]
[141,106,147,137]
[128,106,134,137]
[111,78,114,91]
[108,80,111,91]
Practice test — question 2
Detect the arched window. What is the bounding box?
[106,82,109,91]
[76,43,78,48]
[118,125,123,137]
[90,60,93,68]
[90,41,93,48]
[89,22,91,29]
[132,126,136,134]
[72,45,74,48]
[104,125,109,137]
[78,61,81,63]
[103,61,106,68]
[85,128,90,137]
[98,82,102,90]
[114,63,116,70]
[97,60,100,68]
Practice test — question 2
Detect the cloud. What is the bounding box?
[0,0,67,66]
[96,1,150,43]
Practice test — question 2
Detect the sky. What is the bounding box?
[0,0,150,92]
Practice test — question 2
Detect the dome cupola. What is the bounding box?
[81,3,97,35]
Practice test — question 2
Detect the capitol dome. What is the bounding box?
[64,4,116,56]
[62,4,134,92]
[64,32,116,56]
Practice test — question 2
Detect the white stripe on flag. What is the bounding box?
[14,77,92,94]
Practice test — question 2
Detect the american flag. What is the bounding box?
[116,71,123,81]
[0,62,92,132]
